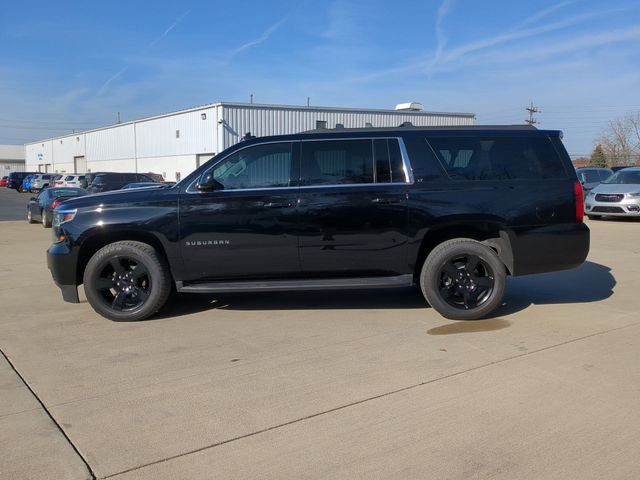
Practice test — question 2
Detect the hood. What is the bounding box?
[57,185,173,210]
[591,183,640,195]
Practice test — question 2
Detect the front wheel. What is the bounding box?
[83,241,172,321]
[420,239,506,320]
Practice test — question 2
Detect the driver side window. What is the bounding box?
[211,142,294,190]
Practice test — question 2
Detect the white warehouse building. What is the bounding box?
[25,102,475,182]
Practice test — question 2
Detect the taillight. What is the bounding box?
[51,199,61,209]
[574,180,584,222]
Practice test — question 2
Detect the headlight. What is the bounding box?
[625,192,640,198]
[53,208,77,227]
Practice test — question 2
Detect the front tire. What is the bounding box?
[83,241,171,321]
[420,239,506,320]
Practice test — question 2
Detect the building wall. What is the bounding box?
[0,144,25,176]
[25,103,474,182]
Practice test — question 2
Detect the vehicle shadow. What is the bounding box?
[493,260,615,317]
[154,261,615,320]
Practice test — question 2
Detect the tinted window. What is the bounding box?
[428,136,567,181]
[65,175,74,181]
[598,169,613,181]
[577,170,601,184]
[372,139,406,183]
[211,142,293,190]
[302,140,373,185]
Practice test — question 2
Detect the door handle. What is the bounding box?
[371,197,400,205]
[262,201,293,208]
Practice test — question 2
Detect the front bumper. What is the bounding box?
[585,196,640,217]
[47,241,80,303]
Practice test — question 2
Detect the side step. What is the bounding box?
[176,274,414,294]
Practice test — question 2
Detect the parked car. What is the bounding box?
[86,173,159,193]
[30,173,55,193]
[56,174,87,187]
[51,174,65,187]
[121,182,170,190]
[48,125,589,322]
[22,174,37,192]
[584,167,640,220]
[27,187,88,228]
[575,167,613,193]
[0,176,7,187]
[6,171,38,191]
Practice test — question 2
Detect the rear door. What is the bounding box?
[297,138,410,277]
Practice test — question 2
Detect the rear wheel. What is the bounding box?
[42,210,52,228]
[27,208,35,224]
[420,239,506,320]
[83,241,171,321]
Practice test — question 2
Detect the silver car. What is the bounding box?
[585,167,640,219]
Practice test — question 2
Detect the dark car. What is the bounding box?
[27,187,88,228]
[87,173,160,193]
[610,166,630,172]
[47,125,589,322]
[6,171,39,191]
[575,167,613,193]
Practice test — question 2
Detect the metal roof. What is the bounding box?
[25,102,476,145]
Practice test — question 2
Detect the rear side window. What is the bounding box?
[65,175,74,181]
[301,139,406,186]
[428,136,567,181]
[577,170,601,183]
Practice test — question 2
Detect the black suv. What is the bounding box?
[87,172,162,193]
[6,171,39,191]
[47,126,589,321]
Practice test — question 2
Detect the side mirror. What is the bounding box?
[196,171,224,191]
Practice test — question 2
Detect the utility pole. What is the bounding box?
[525,101,539,125]
[250,93,254,104]
[117,112,121,124]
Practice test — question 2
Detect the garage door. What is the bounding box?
[74,156,87,173]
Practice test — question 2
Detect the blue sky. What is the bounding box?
[1,0,639,156]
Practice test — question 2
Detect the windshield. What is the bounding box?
[602,170,640,185]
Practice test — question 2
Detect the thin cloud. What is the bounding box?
[98,9,192,95]
[230,17,288,58]
[514,0,576,29]
[434,0,455,63]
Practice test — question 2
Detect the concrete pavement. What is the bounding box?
[1,198,639,478]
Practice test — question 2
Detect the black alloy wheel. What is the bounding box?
[83,241,171,321]
[94,256,152,312]
[420,239,506,320]
[437,254,495,310]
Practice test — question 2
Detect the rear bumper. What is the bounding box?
[508,222,590,276]
[46,241,80,303]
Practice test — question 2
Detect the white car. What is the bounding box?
[585,167,640,219]
[60,174,86,187]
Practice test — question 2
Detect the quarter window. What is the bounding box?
[211,142,293,190]
[428,136,567,181]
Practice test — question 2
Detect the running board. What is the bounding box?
[176,274,414,293]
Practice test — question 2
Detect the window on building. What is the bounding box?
[316,120,327,129]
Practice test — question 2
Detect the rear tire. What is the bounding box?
[42,210,52,228]
[27,208,35,224]
[420,239,506,320]
[83,241,172,321]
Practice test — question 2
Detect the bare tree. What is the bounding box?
[598,113,640,166]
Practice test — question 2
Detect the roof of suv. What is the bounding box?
[302,124,542,134]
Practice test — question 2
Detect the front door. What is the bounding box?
[297,138,410,278]
[179,141,300,282]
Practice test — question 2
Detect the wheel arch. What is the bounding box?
[75,229,173,285]
[412,220,514,281]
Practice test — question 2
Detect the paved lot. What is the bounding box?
[1,186,640,479]
[0,187,31,221]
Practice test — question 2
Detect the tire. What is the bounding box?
[83,241,172,321]
[420,239,506,320]
[42,210,52,228]
[27,208,35,224]
[587,215,601,220]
